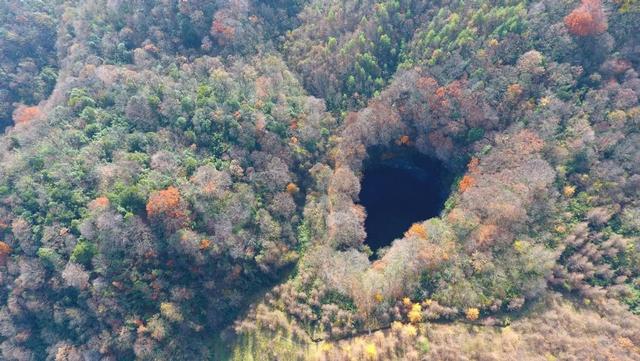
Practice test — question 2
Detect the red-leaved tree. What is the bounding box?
[564,0,608,37]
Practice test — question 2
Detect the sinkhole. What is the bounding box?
[1,120,10,134]
[359,147,454,257]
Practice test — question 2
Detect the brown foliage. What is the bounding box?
[506,83,524,100]
[514,129,545,154]
[467,157,480,173]
[473,224,498,249]
[564,0,607,37]
[191,165,232,200]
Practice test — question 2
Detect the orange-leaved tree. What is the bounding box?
[459,175,476,193]
[89,196,110,210]
[564,0,608,36]
[146,186,190,233]
[0,241,12,266]
[405,223,428,240]
[13,105,42,125]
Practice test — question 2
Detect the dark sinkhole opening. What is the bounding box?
[359,146,454,257]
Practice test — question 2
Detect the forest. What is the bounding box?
[0,0,639,360]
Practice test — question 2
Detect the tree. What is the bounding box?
[211,17,236,44]
[146,187,190,233]
[0,241,11,266]
[329,167,361,200]
[327,207,366,249]
[61,262,90,290]
[70,241,96,266]
[465,307,479,321]
[125,95,157,131]
[564,0,608,37]
[458,175,476,193]
[160,302,183,323]
[191,165,231,200]
[405,223,428,240]
[12,105,41,125]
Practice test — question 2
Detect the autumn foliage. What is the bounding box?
[0,241,11,266]
[286,182,299,194]
[458,175,476,192]
[467,157,480,173]
[465,307,480,321]
[398,135,411,145]
[199,239,211,250]
[564,0,608,36]
[13,105,42,124]
[474,224,499,249]
[89,196,110,210]
[210,15,236,45]
[1,0,640,359]
[146,186,190,233]
[405,223,428,239]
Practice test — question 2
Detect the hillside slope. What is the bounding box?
[1,0,639,360]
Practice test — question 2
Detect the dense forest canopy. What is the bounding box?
[0,0,640,360]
